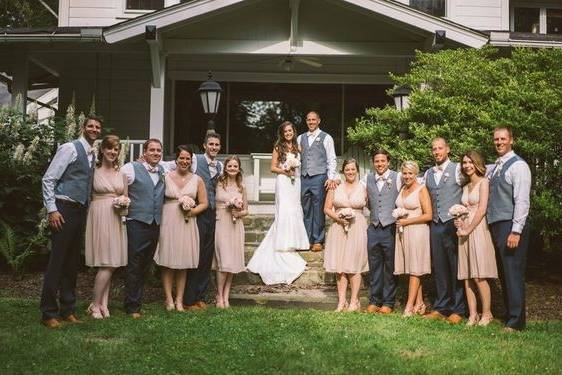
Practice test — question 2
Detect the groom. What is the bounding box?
[297,110,338,252]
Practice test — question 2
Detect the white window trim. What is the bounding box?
[511,1,562,34]
[119,0,162,20]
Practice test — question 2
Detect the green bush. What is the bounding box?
[348,47,562,250]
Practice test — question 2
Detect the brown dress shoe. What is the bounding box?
[41,318,61,329]
[423,311,447,320]
[503,327,520,333]
[129,312,142,319]
[63,314,83,324]
[311,243,323,252]
[378,306,393,314]
[447,313,463,325]
[196,301,208,309]
[365,304,380,313]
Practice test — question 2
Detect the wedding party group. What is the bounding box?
[38,110,531,333]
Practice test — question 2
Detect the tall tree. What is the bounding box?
[1,0,59,29]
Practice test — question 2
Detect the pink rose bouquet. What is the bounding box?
[338,207,356,234]
[392,207,409,233]
[179,195,196,222]
[227,197,244,223]
[112,195,131,223]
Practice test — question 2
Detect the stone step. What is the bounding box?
[243,248,324,263]
[233,268,336,286]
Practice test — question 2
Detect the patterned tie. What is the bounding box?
[492,159,503,178]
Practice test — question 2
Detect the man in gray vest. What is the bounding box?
[364,149,401,314]
[487,127,531,332]
[121,139,166,318]
[184,133,223,310]
[423,137,466,324]
[40,115,102,328]
[297,111,338,252]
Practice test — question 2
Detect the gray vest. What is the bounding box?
[300,131,328,177]
[54,140,93,205]
[195,154,221,210]
[366,170,399,227]
[487,154,524,224]
[127,162,165,225]
[425,162,462,223]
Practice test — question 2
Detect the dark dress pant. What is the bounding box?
[184,208,216,305]
[367,223,397,308]
[490,220,529,330]
[40,200,88,320]
[430,219,466,316]
[124,219,159,314]
[301,173,327,245]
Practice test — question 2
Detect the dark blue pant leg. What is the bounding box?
[40,202,87,320]
[491,221,529,330]
[124,220,159,314]
[184,208,216,305]
[443,220,466,316]
[367,224,397,308]
[381,225,397,307]
[301,176,314,244]
[310,174,327,244]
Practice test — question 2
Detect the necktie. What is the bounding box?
[492,159,503,177]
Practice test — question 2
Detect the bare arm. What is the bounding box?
[122,172,128,197]
[459,180,488,236]
[190,178,209,216]
[233,187,249,218]
[323,190,346,225]
[271,147,287,175]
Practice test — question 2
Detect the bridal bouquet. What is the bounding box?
[392,207,409,233]
[448,204,469,219]
[179,195,196,223]
[227,197,244,223]
[283,153,301,184]
[112,195,131,223]
[338,208,356,234]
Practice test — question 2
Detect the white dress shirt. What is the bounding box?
[296,128,338,180]
[42,136,94,213]
[487,150,531,233]
[160,153,223,178]
[423,158,464,186]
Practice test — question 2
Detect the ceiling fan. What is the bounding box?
[278,56,323,71]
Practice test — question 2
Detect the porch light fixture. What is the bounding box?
[198,72,223,132]
[391,85,412,111]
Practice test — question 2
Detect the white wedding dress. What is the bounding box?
[246,153,309,285]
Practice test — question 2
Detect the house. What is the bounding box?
[1,0,560,202]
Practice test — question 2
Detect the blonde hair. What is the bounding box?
[401,160,420,175]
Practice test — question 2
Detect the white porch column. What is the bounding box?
[11,52,29,113]
[149,54,166,141]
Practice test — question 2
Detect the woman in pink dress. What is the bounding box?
[454,151,498,326]
[394,161,433,317]
[214,155,248,308]
[154,146,208,311]
[85,135,128,319]
[324,159,368,312]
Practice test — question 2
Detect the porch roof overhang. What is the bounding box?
[0,27,104,42]
[103,0,489,48]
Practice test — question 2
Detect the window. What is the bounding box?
[173,82,392,155]
[514,7,540,33]
[547,9,562,34]
[126,0,164,10]
[409,0,445,17]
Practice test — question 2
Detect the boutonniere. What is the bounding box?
[443,172,450,183]
[314,137,321,143]
[159,172,165,184]
[385,178,393,189]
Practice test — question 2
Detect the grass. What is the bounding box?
[0,298,561,374]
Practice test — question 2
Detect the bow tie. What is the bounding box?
[376,176,386,182]
[208,160,217,168]
[307,132,316,137]
[434,165,444,172]
[147,166,158,173]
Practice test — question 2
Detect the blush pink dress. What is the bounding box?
[394,185,431,276]
[458,179,498,279]
[154,174,200,269]
[213,184,246,273]
[323,182,369,274]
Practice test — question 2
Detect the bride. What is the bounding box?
[247,121,309,284]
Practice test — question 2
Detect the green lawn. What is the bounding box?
[1,298,561,374]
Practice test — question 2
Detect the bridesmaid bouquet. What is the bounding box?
[179,195,196,223]
[112,195,131,223]
[392,207,409,233]
[338,208,356,234]
[448,204,469,219]
[227,197,244,223]
[283,153,301,184]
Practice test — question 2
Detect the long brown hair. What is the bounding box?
[218,155,244,192]
[274,121,299,164]
[460,150,486,178]
[96,135,121,169]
